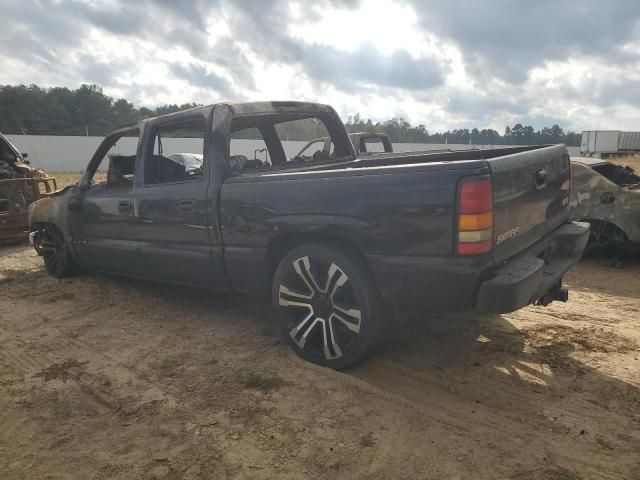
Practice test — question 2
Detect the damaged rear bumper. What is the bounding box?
[367,221,590,315]
[475,221,590,313]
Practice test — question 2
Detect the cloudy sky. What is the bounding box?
[2,0,640,131]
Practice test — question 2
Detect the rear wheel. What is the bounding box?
[272,244,384,369]
[36,224,78,278]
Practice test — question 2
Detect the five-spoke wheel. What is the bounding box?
[272,244,383,369]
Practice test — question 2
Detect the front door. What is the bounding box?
[68,128,141,276]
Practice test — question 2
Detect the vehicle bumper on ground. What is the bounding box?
[366,221,590,314]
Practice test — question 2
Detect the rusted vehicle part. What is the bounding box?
[1,177,58,243]
[0,132,57,243]
[570,157,640,256]
[293,132,392,160]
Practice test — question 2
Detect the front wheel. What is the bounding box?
[35,224,78,278]
[272,244,384,369]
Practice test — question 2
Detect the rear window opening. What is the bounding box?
[144,119,205,185]
[228,113,353,173]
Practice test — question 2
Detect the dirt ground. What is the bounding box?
[1,246,639,480]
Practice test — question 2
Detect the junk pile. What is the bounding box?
[0,133,56,244]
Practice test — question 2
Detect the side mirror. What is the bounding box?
[21,152,28,159]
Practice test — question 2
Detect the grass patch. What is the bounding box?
[241,372,289,392]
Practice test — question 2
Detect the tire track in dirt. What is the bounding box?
[347,358,639,480]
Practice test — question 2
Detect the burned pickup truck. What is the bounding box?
[29,101,589,368]
[0,132,56,244]
[570,157,640,258]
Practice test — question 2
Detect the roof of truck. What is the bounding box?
[111,101,337,132]
[225,101,334,116]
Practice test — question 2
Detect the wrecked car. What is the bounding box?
[29,101,589,368]
[292,132,392,161]
[0,131,56,244]
[570,157,640,257]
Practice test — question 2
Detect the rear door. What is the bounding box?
[488,144,571,262]
[134,113,220,287]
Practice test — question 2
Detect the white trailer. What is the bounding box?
[581,130,640,158]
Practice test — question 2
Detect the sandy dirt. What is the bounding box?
[1,245,639,480]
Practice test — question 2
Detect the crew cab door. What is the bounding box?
[68,128,141,275]
[134,113,221,287]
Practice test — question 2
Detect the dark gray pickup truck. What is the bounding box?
[29,101,589,368]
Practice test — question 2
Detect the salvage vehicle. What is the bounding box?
[293,131,392,161]
[0,131,57,244]
[29,101,589,368]
[570,157,640,256]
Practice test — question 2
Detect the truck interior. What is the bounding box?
[591,162,640,187]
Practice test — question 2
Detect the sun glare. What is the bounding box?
[289,0,423,56]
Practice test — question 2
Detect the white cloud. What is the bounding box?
[1,0,640,131]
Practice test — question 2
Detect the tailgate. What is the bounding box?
[489,145,571,261]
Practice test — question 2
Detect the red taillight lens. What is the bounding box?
[459,179,493,213]
[457,177,493,255]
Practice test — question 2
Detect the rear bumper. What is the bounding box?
[475,221,589,313]
[367,221,590,314]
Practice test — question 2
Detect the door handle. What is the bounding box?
[534,168,548,190]
[118,200,133,215]
[178,199,196,213]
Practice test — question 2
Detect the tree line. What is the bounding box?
[344,114,581,146]
[0,84,581,146]
[0,84,197,136]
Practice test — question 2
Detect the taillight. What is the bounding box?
[456,176,493,255]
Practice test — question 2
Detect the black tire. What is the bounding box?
[272,243,384,369]
[38,224,78,278]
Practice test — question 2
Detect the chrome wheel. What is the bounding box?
[278,255,363,361]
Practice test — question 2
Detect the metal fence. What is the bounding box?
[5,134,581,172]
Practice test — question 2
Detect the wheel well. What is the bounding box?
[266,233,373,287]
[31,221,60,237]
[585,219,628,243]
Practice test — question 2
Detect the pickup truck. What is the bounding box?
[29,101,589,368]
